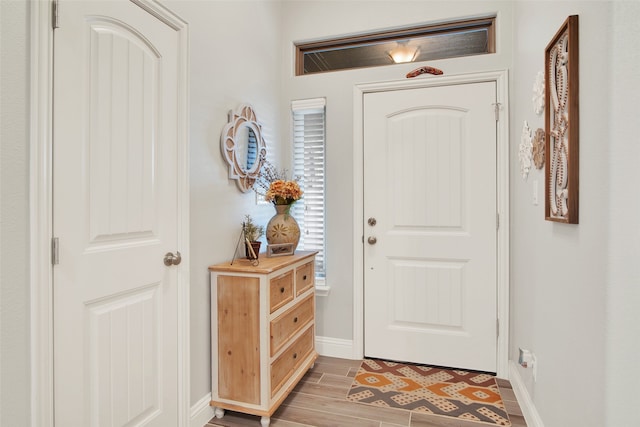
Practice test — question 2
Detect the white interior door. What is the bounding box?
[53,1,183,425]
[363,82,498,372]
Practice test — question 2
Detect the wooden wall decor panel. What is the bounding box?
[545,15,579,223]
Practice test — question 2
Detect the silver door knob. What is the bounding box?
[367,236,377,245]
[164,251,182,266]
[368,217,377,226]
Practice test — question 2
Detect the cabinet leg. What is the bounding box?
[214,407,225,419]
[260,416,270,427]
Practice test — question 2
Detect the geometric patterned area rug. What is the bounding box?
[346,359,511,426]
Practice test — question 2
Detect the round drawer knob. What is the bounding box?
[303,275,307,280]
[280,287,285,293]
[293,317,298,323]
[293,353,298,359]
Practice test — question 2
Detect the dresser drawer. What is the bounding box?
[270,326,314,397]
[270,294,314,356]
[295,261,314,296]
[269,270,294,313]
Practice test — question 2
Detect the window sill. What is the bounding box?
[315,278,330,297]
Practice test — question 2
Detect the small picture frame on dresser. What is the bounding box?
[266,243,294,257]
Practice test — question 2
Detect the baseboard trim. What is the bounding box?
[315,336,356,359]
[508,361,544,427]
[190,393,214,427]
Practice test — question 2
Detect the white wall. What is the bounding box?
[280,0,514,342]
[5,1,638,425]
[163,0,285,406]
[510,2,613,426]
[0,0,31,425]
[607,2,640,426]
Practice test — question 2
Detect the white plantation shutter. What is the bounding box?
[291,98,326,281]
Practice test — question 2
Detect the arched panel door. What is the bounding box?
[53,1,186,425]
[363,82,498,372]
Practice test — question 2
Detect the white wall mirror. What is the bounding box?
[221,104,267,192]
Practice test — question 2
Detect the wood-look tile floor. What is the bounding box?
[206,356,527,427]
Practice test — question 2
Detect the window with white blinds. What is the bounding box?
[291,98,326,283]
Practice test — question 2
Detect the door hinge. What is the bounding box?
[51,237,59,265]
[52,0,59,29]
[497,319,500,338]
[496,213,500,231]
[493,103,501,121]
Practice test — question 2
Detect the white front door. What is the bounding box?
[53,1,184,425]
[363,82,498,372]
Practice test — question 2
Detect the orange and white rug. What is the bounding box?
[346,359,511,426]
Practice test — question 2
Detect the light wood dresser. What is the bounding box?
[208,251,318,427]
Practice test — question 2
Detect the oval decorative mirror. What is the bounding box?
[220,104,267,192]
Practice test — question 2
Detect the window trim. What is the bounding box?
[291,98,327,291]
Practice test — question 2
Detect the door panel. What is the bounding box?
[87,18,159,244]
[364,82,497,372]
[389,108,465,230]
[88,285,161,426]
[53,1,181,425]
[390,259,465,328]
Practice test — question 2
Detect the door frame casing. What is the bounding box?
[352,71,510,377]
[29,1,191,425]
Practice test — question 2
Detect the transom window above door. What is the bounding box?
[295,16,495,75]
